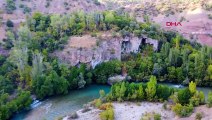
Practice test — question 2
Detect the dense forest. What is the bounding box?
[0,10,212,119]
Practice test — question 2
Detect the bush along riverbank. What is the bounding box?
[63,76,212,120]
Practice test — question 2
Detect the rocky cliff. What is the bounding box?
[56,35,159,68]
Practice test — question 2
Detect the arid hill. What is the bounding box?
[0,0,211,45]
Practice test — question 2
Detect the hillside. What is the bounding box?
[0,1,212,120]
[0,0,211,46]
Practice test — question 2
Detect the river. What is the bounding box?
[12,83,212,120]
[12,85,110,120]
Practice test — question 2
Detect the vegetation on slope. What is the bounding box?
[0,9,212,119]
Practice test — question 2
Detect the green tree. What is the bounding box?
[100,107,114,120]
[31,52,44,81]
[9,46,31,87]
[104,11,115,29]
[0,76,14,93]
[189,91,205,106]
[94,60,122,84]
[156,85,173,101]
[178,88,191,105]
[105,11,115,24]
[168,48,180,66]
[118,82,126,102]
[189,81,196,95]
[99,90,106,99]
[161,42,170,58]
[137,84,144,100]
[207,65,212,80]
[145,76,157,101]
[17,26,32,47]
[207,91,212,107]
[172,103,193,117]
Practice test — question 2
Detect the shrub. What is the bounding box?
[93,99,102,108]
[100,107,114,120]
[207,91,212,107]
[141,112,161,120]
[6,0,16,14]
[99,103,113,110]
[162,101,168,110]
[91,32,97,37]
[99,90,106,99]
[23,6,32,14]
[172,103,193,117]
[189,91,205,106]
[195,112,203,120]
[19,4,24,8]
[119,29,130,38]
[133,30,142,37]
[6,19,13,27]
[154,113,161,120]
[94,0,101,5]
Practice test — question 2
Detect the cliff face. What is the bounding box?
[56,35,159,68]
[57,38,122,68]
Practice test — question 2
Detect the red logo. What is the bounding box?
[166,22,182,26]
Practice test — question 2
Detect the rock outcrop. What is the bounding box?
[56,37,122,68]
[121,35,159,53]
[107,75,126,85]
[56,34,159,68]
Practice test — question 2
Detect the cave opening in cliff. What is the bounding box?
[121,41,132,53]
[141,38,146,45]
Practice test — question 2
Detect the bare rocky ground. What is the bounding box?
[180,105,212,120]
[63,102,212,120]
[116,0,212,46]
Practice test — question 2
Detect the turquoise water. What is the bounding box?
[12,83,212,120]
[160,83,212,99]
[12,84,110,120]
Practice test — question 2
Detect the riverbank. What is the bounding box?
[12,85,110,120]
[63,102,212,120]
[12,83,212,120]
[181,105,212,120]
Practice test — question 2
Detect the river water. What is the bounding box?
[12,83,212,120]
[12,85,110,120]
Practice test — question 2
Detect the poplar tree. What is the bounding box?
[189,81,196,95]
[145,76,157,101]
[31,52,44,81]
